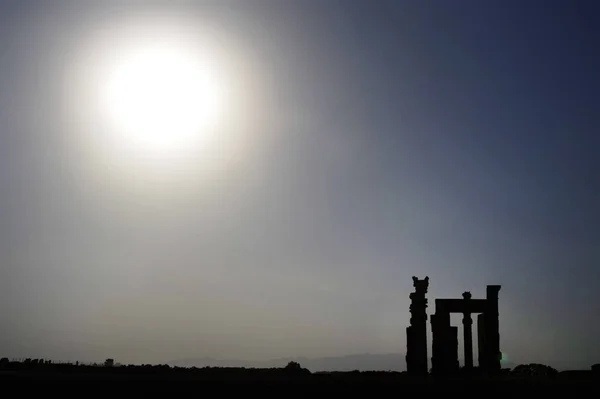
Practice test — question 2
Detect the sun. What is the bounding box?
[96,39,223,157]
[63,15,259,189]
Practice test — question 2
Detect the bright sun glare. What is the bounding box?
[66,15,254,186]
[97,39,223,157]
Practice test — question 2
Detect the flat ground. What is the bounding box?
[1,370,597,393]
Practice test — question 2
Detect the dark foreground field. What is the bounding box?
[1,369,598,393]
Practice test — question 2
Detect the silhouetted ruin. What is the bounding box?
[2,275,599,390]
[405,276,429,375]
[406,278,502,375]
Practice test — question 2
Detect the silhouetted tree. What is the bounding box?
[285,361,301,370]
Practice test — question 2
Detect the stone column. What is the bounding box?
[477,313,486,368]
[431,310,450,374]
[485,285,501,372]
[450,326,459,372]
[463,315,473,369]
[406,276,429,375]
[430,313,439,374]
[462,292,473,369]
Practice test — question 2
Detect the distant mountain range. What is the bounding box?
[168,353,407,372]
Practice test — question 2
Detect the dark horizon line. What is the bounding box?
[5,353,596,373]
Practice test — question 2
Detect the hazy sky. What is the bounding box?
[1,0,599,370]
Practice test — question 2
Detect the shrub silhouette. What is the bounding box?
[511,363,558,378]
[283,361,311,376]
[285,361,301,370]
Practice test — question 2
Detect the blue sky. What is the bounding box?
[0,0,598,369]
